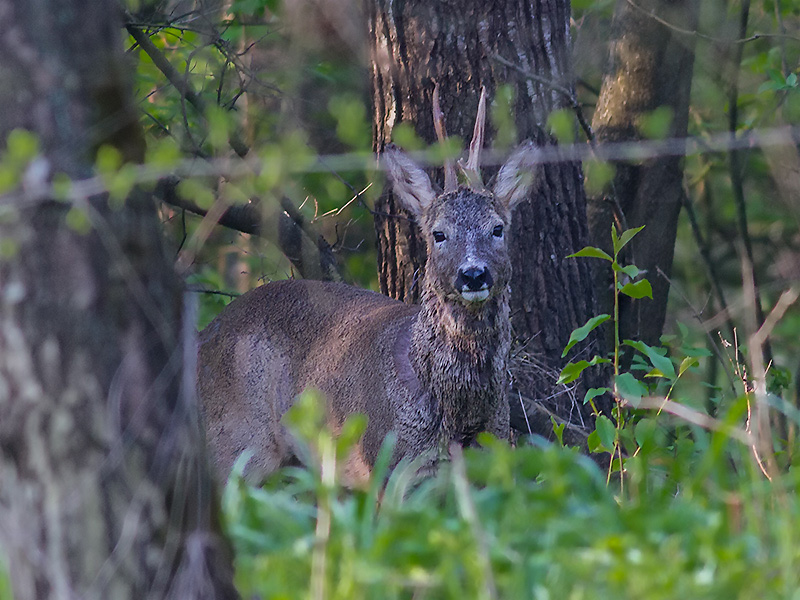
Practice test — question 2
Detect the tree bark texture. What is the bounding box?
[588,0,699,348]
[0,1,238,598]
[368,0,607,435]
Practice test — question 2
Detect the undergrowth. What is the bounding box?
[223,393,800,599]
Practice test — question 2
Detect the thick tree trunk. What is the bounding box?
[0,1,237,598]
[368,0,607,438]
[588,0,699,348]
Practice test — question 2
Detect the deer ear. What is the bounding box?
[382,144,436,220]
[494,141,539,213]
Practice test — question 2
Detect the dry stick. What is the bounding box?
[741,252,780,481]
[155,179,340,281]
[622,397,752,445]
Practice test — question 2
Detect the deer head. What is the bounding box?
[383,87,538,309]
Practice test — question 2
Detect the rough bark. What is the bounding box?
[368,0,607,437]
[0,1,238,598]
[588,0,699,348]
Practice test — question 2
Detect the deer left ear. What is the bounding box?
[494,141,539,213]
[382,144,436,220]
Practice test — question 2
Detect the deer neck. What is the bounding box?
[409,282,511,445]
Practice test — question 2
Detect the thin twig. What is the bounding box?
[621,397,752,445]
[624,0,800,44]
[126,23,250,157]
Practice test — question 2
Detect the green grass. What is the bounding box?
[223,398,800,600]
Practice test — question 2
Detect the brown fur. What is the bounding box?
[197,143,538,482]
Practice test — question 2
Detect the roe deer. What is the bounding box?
[197,90,538,482]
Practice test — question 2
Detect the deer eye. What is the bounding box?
[492,225,504,238]
[432,231,446,243]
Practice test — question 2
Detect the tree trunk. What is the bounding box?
[588,0,699,348]
[368,0,607,438]
[0,1,238,598]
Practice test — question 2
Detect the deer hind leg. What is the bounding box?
[201,336,298,482]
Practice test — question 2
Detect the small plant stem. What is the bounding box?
[311,435,336,600]
[611,244,624,489]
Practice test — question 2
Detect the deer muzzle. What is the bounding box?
[456,266,493,303]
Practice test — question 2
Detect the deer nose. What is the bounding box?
[458,266,493,292]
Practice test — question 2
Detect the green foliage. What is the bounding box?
[562,314,611,357]
[546,108,575,143]
[0,553,10,600]
[637,106,674,140]
[582,159,615,195]
[223,392,800,599]
[491,85,518,150]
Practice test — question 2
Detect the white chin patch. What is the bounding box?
[460,289,490,303]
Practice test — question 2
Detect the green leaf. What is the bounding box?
[177,178,216,210]
[562,314,611,357]
[678,356,700,376]
[146,137,182,168]
[587,429,603,453]
[583,387,610,406]
[596,415,617,450]
[644,368,667,379]
[65,206,92,235]
[612,225,645,255]
[787,72,798,87]
[0,238,19,259]
[567,246,613,261]
[547,108,575,144]
[583,159,615,195]
[623,339,675,380]
[6,129,39,163]
[557,356,611,385]
[558,361,592,385]
[619,279,653,299]
[634,418,658,449]
[615,372,647,405]
[550,416,565,446]
[612,263,640,279]
[638,106,674,140]
[682,346,713,358]
[391,122,426,151]
[95,145,123,175]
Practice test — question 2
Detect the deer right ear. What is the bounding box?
[382,144,436,220]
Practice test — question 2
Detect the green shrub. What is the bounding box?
[223,394,800,599]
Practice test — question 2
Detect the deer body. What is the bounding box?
[198,93,537,482]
